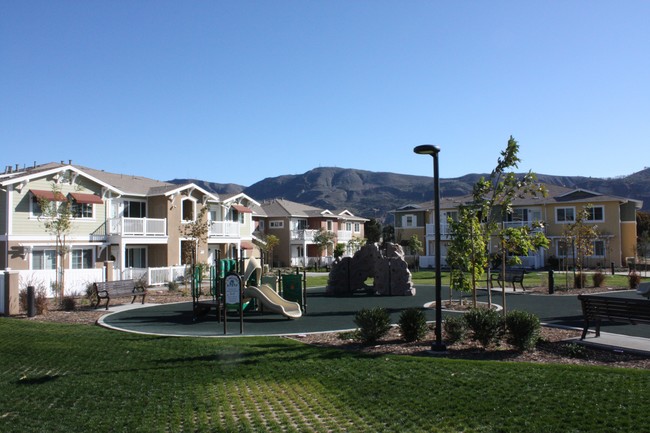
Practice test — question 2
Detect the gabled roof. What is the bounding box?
[261,199,326,218]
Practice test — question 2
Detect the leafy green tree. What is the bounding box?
[313,228,336,269]
[261,234,280,269]
[471,136,549,314]
[365,219,382,244]
[446,207,487,307]
[36,183,73,300]
[562,205,600,287]
[333,243,346,262]
[407,235,424,271]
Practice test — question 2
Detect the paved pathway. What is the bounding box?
[99,286,650,354]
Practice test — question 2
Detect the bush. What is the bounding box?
[464,307,503,348]
[18,286,48,315]
[398,308,428,342]
[354,307,391,344]
[443,315,467,345]
[574,272,586,289]
[629,271,641,289]
[167,280,179,291]
[592,271,606,288]
[61,296,77,312]
[505,310,541,351]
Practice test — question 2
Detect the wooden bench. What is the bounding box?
[489,268,526,291]
[93,280,147,310]
[577,294,650,340]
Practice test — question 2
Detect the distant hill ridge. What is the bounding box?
[169,167,650,222]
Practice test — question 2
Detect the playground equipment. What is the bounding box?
[242,257,303,319]
[192,254,303,321]
[326,242,416,296]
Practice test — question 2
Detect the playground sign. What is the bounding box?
[224,272,243,334]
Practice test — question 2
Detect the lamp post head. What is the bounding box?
[413,144,440,156]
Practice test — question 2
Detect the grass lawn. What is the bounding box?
[2,319,649,432]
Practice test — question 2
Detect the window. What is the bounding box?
[125,247,146,268]
[586,206,604,222]
[402,214,416,228]
[71,202,93,218]
[354,223,360,232]
[257,220,265,231]
[327,220,333,231]
[32,249,56,270]
[124,201,146,218]
[557,240,570,257]
[507,208,528,222]
[270,220,284,229]
[346,222,352,231]
[71,248,93,269]
[555,207,575,223]
[182,199,195,221]
[592,240,605,257]
[295,219,307,230]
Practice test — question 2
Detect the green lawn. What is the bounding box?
[2,319,649,432]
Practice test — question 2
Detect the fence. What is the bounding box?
[122,266,189,287]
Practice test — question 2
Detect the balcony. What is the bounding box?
[108,217,167,237]
[208,221,240,237]
[337,230,354,244]
[425,223,453,240]
[291,229,318,242]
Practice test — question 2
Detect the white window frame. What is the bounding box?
[354,222,360,232]
[31,248,57,270]
[181,198,197,222]
[586,206,605,223]
[270,220,284,229]
[591,240,606,257]
[71,202,94,219]
[555,207,576,223]
[402,214,416,228]
[71,248,94,269]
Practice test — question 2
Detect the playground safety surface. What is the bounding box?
[99,286,650,346]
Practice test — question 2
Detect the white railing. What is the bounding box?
[291,229,318,242]
[291,256,335,268]
[122,266,189,286]
[0,271,5,313]
[108,217,167,237]
[337,230,354,244]
[17,269,104,297]
[208,221,240,237]
[425,223,453,239]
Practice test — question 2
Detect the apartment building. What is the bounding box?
[0,162,259,295]
[252,198,367,268]
[392,184,642,270]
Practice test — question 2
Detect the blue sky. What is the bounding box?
[2,1,649,186]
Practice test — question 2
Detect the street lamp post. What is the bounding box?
[413,144,446,352]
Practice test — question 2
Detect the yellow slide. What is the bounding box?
[243,284,303,319]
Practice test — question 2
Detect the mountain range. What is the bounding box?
[170,167,650,223]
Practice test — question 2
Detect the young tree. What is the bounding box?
[313,228,336,269]
[347,236,364,255]
[333,243,346,262]
[471,136,549,314]
[562,205,600,287]
[36,183,73,300]
[446,207,487,307]
[407,235,424,271]
[180,204,209,266]
[260,234,280,269]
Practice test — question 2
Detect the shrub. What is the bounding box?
[629,271,641,290]
[592,271,606,288]
[167,280,179,291]
[354,307,391,344]
[574,272,586,289]
[61,295,77,312]
[18,286,48,315]
[443,315,467,345]
[398,308,428,342]
[505,310,541,351]
[464,307,503,348]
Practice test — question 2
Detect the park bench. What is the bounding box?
[93,279,147,310]
[577,294,650,340]
[489,268,526,291]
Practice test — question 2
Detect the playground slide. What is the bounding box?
[243,284,303,319]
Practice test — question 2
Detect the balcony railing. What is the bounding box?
[291,229,318,242]
[208,221,240,237]
[337,230,354,244]
[108,217,167,237]
[426,221,544,238]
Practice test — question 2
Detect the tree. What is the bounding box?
[365,219,382,244]
[446,207,487,307]
[407,235,424,271]
[36,183,73,300]
[562,205,600,287]
[180,204,208,266]
[260,234,280,269]
[471,136,549,314]
[347,236,364,255]
[333,243,346,262]
[313,228,336,269]
[382,224,395,244]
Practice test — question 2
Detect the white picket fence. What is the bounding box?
[122,266,188,286]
